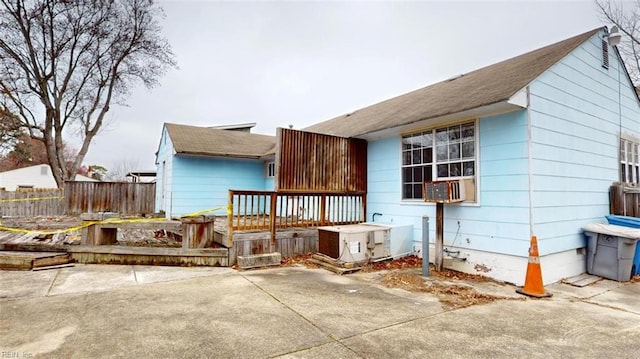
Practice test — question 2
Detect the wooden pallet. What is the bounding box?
[308,253,363,275]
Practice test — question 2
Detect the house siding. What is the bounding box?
[367,110,531,258]
[528,31,640,255]
[367,31,640,284]
[169,156,265,217]
[0,164,59,190]
[155,125,274,218]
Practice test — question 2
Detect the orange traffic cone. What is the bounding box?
[516,236,552,298]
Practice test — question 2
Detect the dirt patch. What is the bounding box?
[273,254,516,309]
[380,271,517,309]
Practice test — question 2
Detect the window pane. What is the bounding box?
[422,147,433,164]
[462,123,474,139]
[403,167,412,182]
[437,164,448,177]
[622,164,627,182]
[402,151,411,165]
[450,163,461,177]
[412,149,421,164]
[436,128,448,143]
[424,165,433,182]
[422,132,433,146]
[402,135,420,150]
[462,141,474,158]
[636,166,639,184]
[463,161,475,176]
[403,184,412,199]
[449,144,460,160]
[448,126,461,142]
[414,167,423,183]
[413,184,422,199]
[436,145,448,161]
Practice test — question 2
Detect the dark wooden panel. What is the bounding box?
[276,128,367,193]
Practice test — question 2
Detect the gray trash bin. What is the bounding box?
[583,223,640,281]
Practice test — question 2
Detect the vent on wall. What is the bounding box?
[602,38,609,69]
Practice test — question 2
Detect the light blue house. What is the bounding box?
[155,123,276,217]
[305,27,640,285]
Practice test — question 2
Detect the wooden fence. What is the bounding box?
[610,182,640,217]
[0,182,156,217]
[0,189,65,217]
[65,181,156,216]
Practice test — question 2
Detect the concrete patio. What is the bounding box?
[1,264,638,358]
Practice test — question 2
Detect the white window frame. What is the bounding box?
[401,120,477,200]
[620,136,640,184]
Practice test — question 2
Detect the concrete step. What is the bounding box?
[237,253,282,269]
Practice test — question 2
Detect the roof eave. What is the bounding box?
[175,151,265,160]
[355,99,527,141]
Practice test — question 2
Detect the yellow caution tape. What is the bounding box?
[180,206,225,218]
[0,205,226,235]
[0,196,64,203]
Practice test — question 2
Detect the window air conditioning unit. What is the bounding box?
[423,180,466,203]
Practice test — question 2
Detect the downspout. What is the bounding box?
[526,86,535,240]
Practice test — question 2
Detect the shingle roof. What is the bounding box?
[165,123,276,159]
[304,27,603,138]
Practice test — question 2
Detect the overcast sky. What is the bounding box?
[82,0,603,172]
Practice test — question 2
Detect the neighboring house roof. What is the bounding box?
[165,123,276,159]
[304,27,602,138]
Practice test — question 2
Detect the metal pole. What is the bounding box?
[422,215,429,277]
[435,202,444,271]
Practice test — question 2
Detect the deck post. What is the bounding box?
[227,190,234,244]
[270,192,277,247]
[435,202,444,271]
[319,193,327,226]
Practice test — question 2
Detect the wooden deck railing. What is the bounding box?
[227,190,366,242]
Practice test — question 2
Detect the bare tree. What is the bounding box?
[105,156,141,181]
[0,0,175,187]
[597,0,640,85]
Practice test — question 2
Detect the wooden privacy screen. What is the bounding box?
[276,128,367,193]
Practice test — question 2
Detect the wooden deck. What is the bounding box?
[0,215,320,268]
[213,216,318,265]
